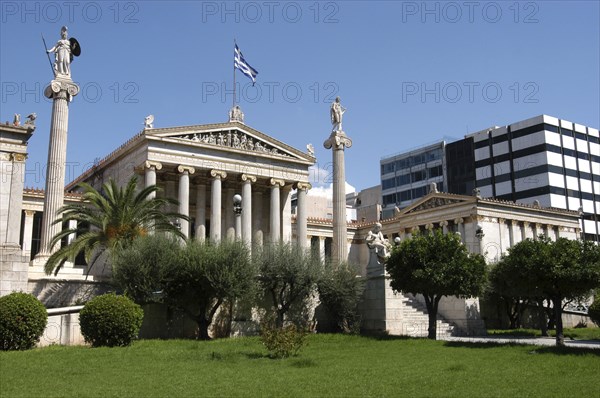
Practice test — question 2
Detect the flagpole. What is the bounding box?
[233,38,236,109]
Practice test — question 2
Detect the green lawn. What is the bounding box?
[487,327,600,340]
[1,335,599,397]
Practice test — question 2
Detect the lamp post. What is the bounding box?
[233,194,242,240]
[475,224,485,255]
[578,207,585,241]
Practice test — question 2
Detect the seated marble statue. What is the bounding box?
[366,222,390,259]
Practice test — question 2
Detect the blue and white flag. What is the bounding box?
[234,43,258,85]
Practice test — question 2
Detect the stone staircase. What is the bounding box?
[396,293,455,338]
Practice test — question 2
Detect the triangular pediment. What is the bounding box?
[401,192,476,215]
[144,121,314,163]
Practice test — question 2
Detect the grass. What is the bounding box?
[487,327,600,340]
[1,335,599,397]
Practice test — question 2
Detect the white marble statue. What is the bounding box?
[47,26,72,77]
[366,222,390,260]
[24,113,36,126]
[144,115,154,129]
[330,96,346,132]
[306,143,315,157]
[13,114,20,126]
[229,105,244,123]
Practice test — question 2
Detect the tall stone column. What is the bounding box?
[22,210,36,260]
[241,174,256,247]
[144,161,163,197]
[281,186,292,242]
[177,166,195,239]
[269,178,285,243]
[36,78,79,261]
[210,170,227,241]
[252,189,263,247]
[323,131,352,264]
[295,182,311,249]
[195,182,207,241]
[225,186,235,240]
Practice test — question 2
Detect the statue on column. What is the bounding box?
[229,105,245,123]
[46,26,81,77]
[330,96,346,132]
[366,222,391,263]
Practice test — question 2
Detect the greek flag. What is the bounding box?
[234,43,258,85]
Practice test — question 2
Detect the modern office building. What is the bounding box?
[380,115,599,241]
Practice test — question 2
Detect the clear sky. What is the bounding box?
[1,1,599,191]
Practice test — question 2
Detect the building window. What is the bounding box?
[396,174,410,186]
[412,170,426,182]
[428,165,443,178]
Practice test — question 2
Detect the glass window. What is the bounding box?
[428,165,443,178]
[396,174,410,186]
[412,170,426,182]
[399,190,411,201]
[382,178,396,190]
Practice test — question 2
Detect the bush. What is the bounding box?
[589,296,600,327]
[0,292,47,351]
[318,263,364,334]
[260,318,308,358]
[79,294,144,347]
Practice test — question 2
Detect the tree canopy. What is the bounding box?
[493,237,600,346]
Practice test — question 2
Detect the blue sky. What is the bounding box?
[1,1,599,191]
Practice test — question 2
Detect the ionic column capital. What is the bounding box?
[411,226,420,233]
[241,174,257,183]
[294,181,312,191]
[425,223,434,230]
[24,210,36,217]
[440,220,449,227]
[210,169,227,180]
[144,160,163,171]
[323,131,353,150]
[269,178,285,187]
[454,217,464,224]
[177,165,195,175]
[10,153,27,162]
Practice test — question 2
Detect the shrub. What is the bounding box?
[79,294,143,347]
[318,263,364,334]
[0,292,47,351]
[260,317,308,358]
[589,296,600,327]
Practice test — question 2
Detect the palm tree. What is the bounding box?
[44,176,188,276]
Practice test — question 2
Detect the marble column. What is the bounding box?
[177,166,195,239]
[454,218,465,242]
[269,178,285,243]
[225,187,235,240]
[323,130,352,264]
[210,170,227,241]
[37,78,79,260]
[295,182,311,249]
[252,189,264,247]
[318,236,326,262]
[440,220,449,234]
[195,182,207,241]
[144,161,163,198]
[281,185,292,243]
[241,174,256,247]
[22,210,36,260]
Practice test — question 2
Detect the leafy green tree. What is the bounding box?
[45,176,187,276]
[386,230,487,340]
[317,262,364,333]
[112,234,181,304]
[487,261,531,329]
[589,295,600,327]
[254,243,322,328]
[496,237,600,346]
[161,240,258,340]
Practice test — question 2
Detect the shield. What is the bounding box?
[69,37,81,57]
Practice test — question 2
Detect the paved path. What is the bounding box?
[441,336,600,349]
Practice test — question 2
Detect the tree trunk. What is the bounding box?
[553,297,565,347]
[537,300,549,336]
[197,316,211,340]
[424,295,440,340]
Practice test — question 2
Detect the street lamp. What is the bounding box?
[233,194,242,240]
[578,206,585,241]
[475,224,485,240]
